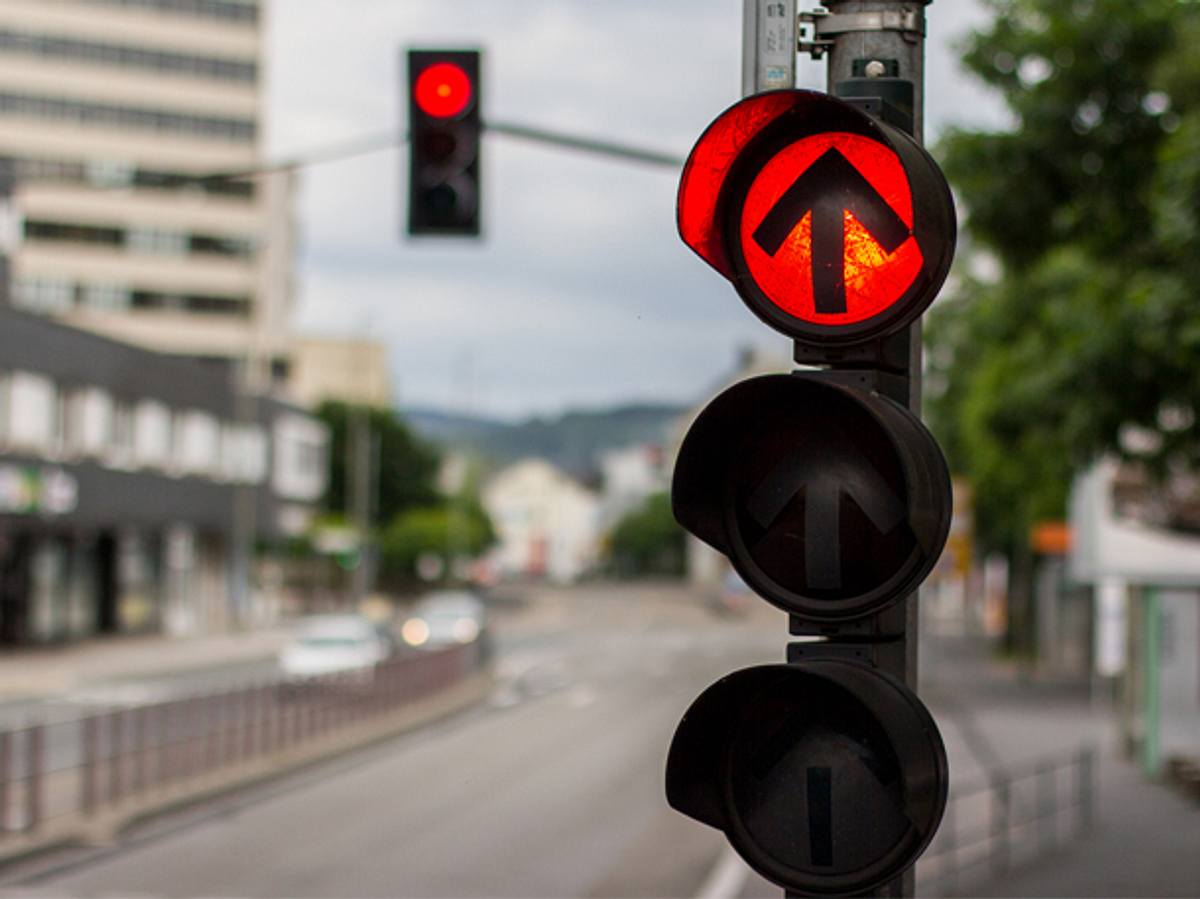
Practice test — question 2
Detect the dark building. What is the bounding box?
[0,307,326,644]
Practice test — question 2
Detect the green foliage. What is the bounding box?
[378,500,496,585]
[927,0,1200,550]
[606,492,685,577]
[316,402,441,521]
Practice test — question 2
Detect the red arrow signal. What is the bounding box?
[751,148,912,315]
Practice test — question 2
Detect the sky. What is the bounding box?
[266,1,1009,421]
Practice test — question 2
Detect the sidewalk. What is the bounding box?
[0,626,294,703]
[963,753,1200,897]
[921,634,1200,898]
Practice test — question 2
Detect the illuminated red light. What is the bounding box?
[737,132,922,326]
[414,62,472,118]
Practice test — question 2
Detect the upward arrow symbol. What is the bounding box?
[752,148,912,315]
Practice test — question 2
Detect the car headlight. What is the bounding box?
[402,617,430,646]
[452,617,479,643]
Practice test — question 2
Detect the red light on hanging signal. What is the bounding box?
[414,62,473,118]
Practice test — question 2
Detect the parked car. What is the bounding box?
[278,614,395,681]
[400,590,490,653]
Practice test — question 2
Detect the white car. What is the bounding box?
[278,614,394,680]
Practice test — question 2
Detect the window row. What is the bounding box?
[16,157,255,199]
[0,92,255,142]
[0,371,268,484]
[13,277,251,318]
[0,29,257,82]
[83,0,259,25]
[24,218,256,259]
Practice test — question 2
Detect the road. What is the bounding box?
[6,583,786,898]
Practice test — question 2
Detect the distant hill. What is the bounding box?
[401,403,685,475]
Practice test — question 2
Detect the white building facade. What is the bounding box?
[0,0,293,384]
[482,459,600,584]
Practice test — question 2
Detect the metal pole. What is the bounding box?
[743,0,799,96]
[1141,589,1162,778]
[25,725,42,833]
[819,6,932,894]
[0,730,11,832]
[821,0,931,688]
[349,405,371,604]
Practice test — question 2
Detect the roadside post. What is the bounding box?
[666,3,951,895]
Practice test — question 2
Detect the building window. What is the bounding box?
[220,423,267,484]
[0,29,257,83]
[12,277,74,314]
[25,220,123,247]
[66,387,114,458]
[81,284,132,312]
[129,290,251,317]
[133,400,172,469]
[24,218,254,260]
[84,158,135,188]
[174,410,220,477]
[0,92,256,142]
[109,400,136,468]
[7,372,57,453]
[16,157,255,199]
[127,227,187,255]
[83,0,259,25]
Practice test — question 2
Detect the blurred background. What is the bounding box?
[0,0,1196,896]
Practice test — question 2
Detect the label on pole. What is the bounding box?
[742,0,797,95]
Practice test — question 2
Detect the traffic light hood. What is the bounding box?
[677,89,956,345]
[666,661,947,895]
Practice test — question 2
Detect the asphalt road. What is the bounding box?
[8,584,785,898]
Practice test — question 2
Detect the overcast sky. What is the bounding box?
[266,1,1008,421]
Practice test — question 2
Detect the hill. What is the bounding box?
[402,403,685,475]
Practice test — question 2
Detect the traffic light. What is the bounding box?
[666,89,956,895]
[406,49,481,237]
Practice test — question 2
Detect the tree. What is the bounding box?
[927,0,1200,554]
[606,492,686,577]
[378,500,496,586]
[316,402,441,522]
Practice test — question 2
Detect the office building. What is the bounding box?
[0,0,293,385]
[0,306,327,645]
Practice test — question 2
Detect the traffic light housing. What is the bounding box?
[406,49,481,237]
[666,89,955,895]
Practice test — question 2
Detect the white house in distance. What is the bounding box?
[1069,458,1200,778]
[597,443,668,531]
[481,459,600,584]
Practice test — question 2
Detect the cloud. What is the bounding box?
[269,0,1008,418]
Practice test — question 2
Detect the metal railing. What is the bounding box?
[0,642,483,848]
[918,746,1096,896]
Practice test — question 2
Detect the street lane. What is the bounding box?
[16,584,785,898]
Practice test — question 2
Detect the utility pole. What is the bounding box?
[349,403,372,604]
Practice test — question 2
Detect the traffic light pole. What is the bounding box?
[826,5,928,896]
[814,0,931,698]
[803,5,933,895]
[674,11,953,896]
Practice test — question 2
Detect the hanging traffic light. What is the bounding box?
[666,89,956,896]
[406,49,481,237]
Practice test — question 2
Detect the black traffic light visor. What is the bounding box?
[672,373,951,621]
[665,662,948,896]
[677,90,955,346]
